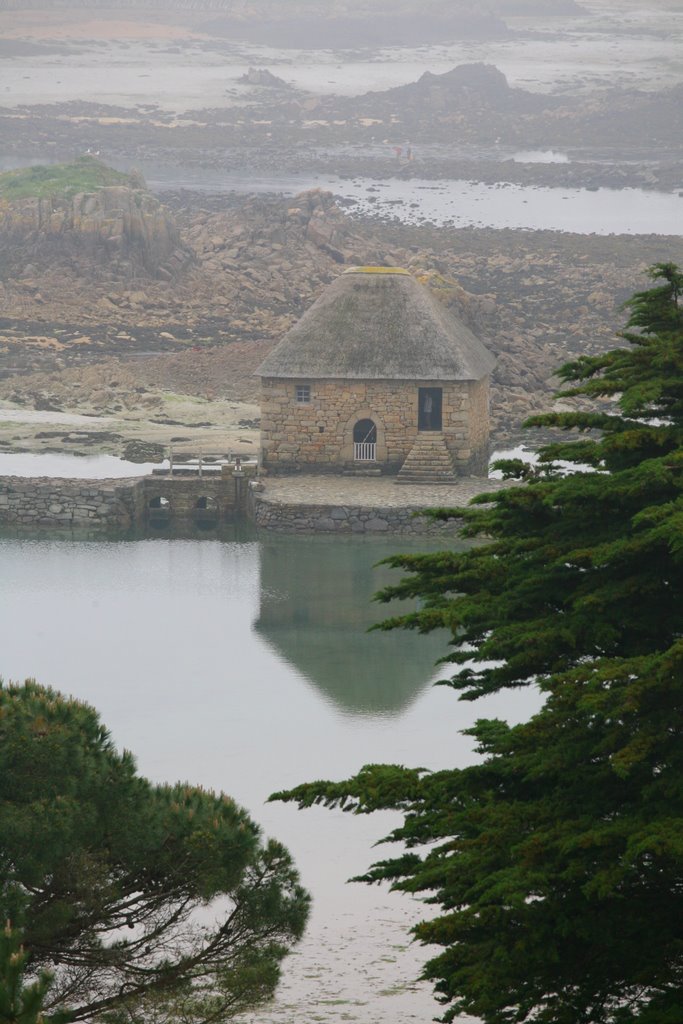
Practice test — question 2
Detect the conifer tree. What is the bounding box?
[0,681,309,1024]
[275,263,683,1024]
[0,922,68,1024]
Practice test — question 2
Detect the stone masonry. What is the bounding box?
[0,476,140,529]
[0,469,254,531]
[249,472,515,534]
[256,266,495,477]
[260,376,490,474]
[252,498,463,535]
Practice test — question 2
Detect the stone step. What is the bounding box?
[402,447,452,458]
[397,468,457,477]
[400,467,454,473]
[396,431,458,485]
[407,457,453,464]
[395,476,457,485]
[406,445,449,454]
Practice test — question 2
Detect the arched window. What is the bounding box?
[195,496,217,511]
[194,495,219,530]
[148,495,171,529]
[353,419,377,461]
[353,419,377,444]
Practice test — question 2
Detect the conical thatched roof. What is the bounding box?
[256,267,495,381]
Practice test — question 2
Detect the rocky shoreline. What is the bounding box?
[2,13,683,461]
[2,180,681,458]
[3,53,683,193]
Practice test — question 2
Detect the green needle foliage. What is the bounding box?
[274,263,683,1024]
[0,922,69,1024]
[0,681,309,1024]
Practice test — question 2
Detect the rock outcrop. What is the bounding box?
[358,62,559,123]
[0,186,192,280]
[238,68,292,89]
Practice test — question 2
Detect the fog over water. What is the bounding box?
[3,25,682,110]
[4,155,678,233]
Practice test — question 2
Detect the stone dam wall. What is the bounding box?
[0,477,140,529]
[0,469,466,535]
[0,471,253,531]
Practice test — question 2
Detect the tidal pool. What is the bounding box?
[0,532,540,1022]
[132,165,683,235]
[3,153,680,235]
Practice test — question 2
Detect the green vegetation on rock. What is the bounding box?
[275,264,683,1024]
[0,157,137,201]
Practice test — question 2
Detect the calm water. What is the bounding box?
[3,157,680,235]
[130,165,683,235]
[0,533,539,1022]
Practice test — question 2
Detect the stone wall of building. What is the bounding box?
[260,376,491,473]
[445,377,490,475]
[251,495,462,535]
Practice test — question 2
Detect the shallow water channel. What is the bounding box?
[0,532,540,1022]
[141,166,683,235]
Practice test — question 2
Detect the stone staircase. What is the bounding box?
[395,432,458,485]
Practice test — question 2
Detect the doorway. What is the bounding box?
[418,387,442,431]
[353,418,377,461]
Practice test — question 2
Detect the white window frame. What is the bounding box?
[295,384,311,404]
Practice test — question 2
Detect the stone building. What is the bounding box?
[256,266,495,480]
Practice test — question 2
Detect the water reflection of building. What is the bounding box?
[254,536,451,716]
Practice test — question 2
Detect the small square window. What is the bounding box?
[296,384,311,403]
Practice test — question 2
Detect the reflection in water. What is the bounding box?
[255,535,456,716]
[0,531,540,1024]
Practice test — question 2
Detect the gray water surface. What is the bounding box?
[2,153,680,234]
[141,166,683,235]
[0,533,539,1021]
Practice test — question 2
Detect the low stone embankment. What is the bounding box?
[251,497,461,534]
[248,471,515,534]
[1,469,509,535]
[0,476,140,529]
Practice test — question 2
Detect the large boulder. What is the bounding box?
[0,186,191,280]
